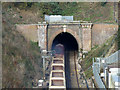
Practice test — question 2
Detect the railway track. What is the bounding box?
[65,51,79,88]
[49,55,66,90]
[49,44,66,90]
[49,44,80,89]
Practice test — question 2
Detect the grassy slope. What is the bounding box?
[64,2,116,23]
[80,33,118,79]
[42,2,117,23]
[2,3,43,88]
[2,2,118,87]
[117,26,120,50]
[3,2,117,24]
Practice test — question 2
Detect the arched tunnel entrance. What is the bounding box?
[51,32,79,88]
[51,32,78,51]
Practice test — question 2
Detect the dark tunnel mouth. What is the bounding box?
[51,32,78,51]
[51,32,79,88]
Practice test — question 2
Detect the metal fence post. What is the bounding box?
[42,56,45,80]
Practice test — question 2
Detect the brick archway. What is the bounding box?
[48,29,81,50]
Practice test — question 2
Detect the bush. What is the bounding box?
[19,16,22,18]
[101,2,107,6]
[13,2,34,10]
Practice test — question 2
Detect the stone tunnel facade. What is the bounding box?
[16,22,118,53]
[37,22,93,52]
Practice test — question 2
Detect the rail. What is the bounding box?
[74,51,80,88]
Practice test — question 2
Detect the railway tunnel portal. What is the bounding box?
[51,32,78,51]
[51,31,79,88]
[34,21,118,87]
[37,21,93,87]
[37,22,93,54]
[16,15,118,88]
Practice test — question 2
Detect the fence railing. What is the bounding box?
[92,58,106,89]
[92,63,106,88]
[92,50,120,89]
[103,50,120,64]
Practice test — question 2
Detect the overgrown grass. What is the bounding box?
[84,67,93,79]
[80,35,116,79]
[116,26,120,50]
[2,2,118,87]
[2,16,42,88]
[3,2,117,24]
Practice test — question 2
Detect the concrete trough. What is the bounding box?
[52,65,63,70]
[49,78,66,89]
[53,59,63,64]
[51,80,64,86]
[49,56,66,90]
[50,89,65,90]
[52,72,64,77]
[54,54,64,58]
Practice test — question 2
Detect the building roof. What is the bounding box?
[45,15,73,22]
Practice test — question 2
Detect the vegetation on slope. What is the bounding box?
[2,3,43,88]
[116,26,120,50]
[80,33,118,79]
[2,2,118,87]
[3,2,117,24]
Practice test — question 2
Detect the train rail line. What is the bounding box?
[65,51,79,88]
[49,44,66,90]
[49,44,80,89]
[49,55,66,90]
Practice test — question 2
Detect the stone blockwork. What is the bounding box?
[38,24,47,50]
[92,24,118,47]
[81,23,92,52]
[47,24,81,51]
[16,23,118,52]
